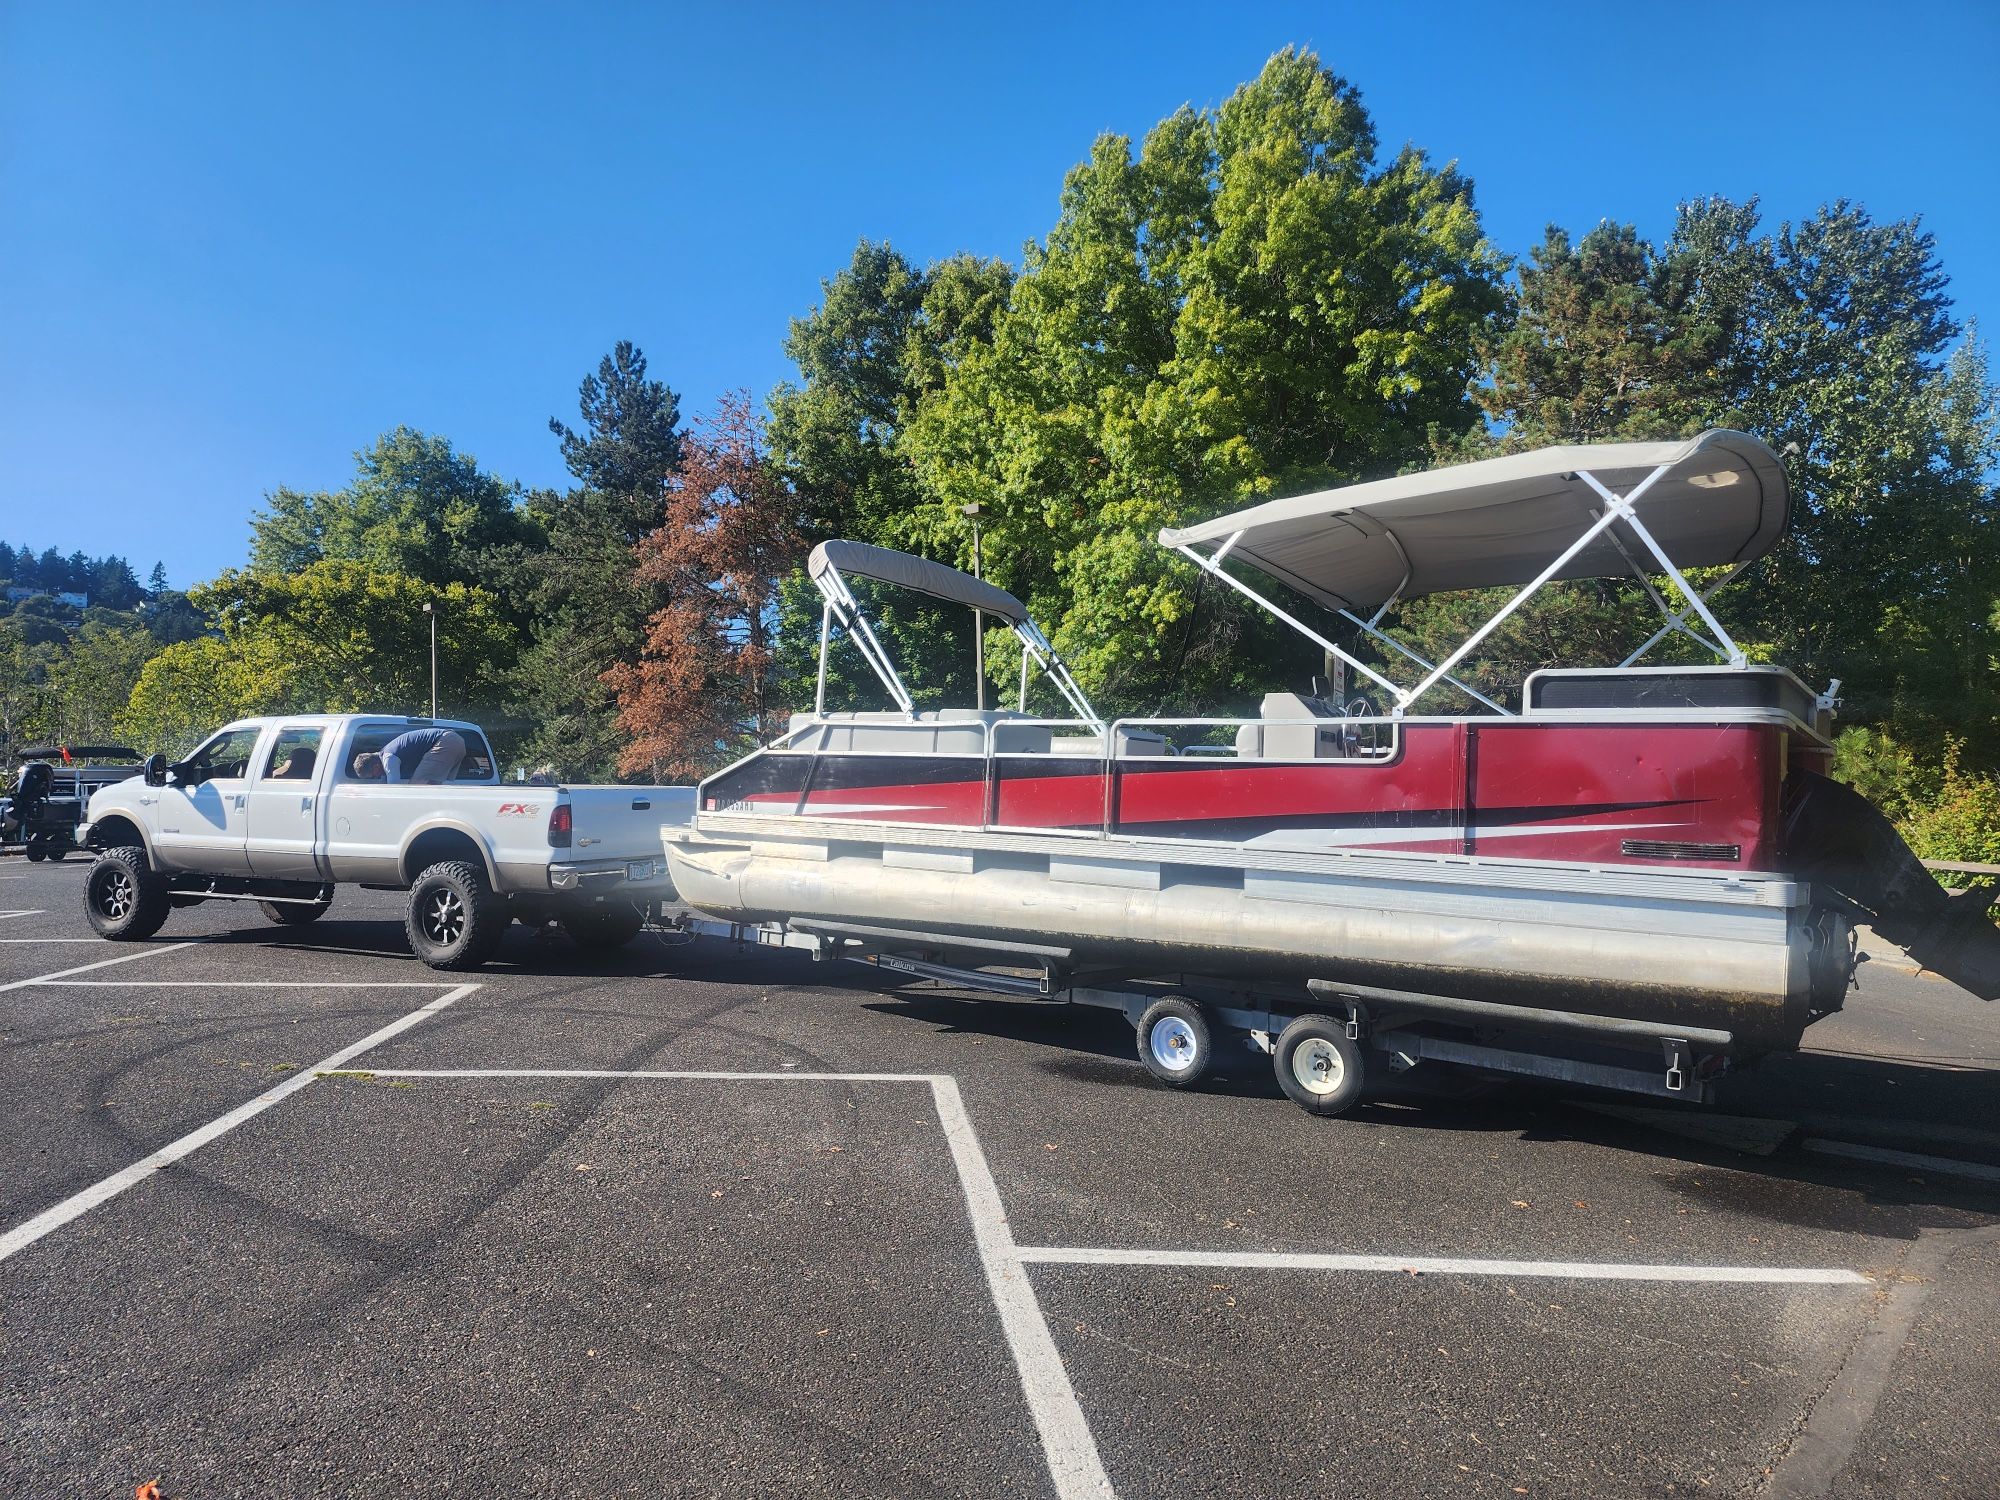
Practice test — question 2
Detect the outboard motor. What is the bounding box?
[1783,770,2000,1000]
[13,761,53,827]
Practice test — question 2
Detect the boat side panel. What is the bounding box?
[698,721,1784,871]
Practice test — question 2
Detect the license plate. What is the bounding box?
[627,860,654,882]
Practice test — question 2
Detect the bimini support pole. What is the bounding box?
[1399,463,1674,711]
[812,564,916,715]
[1175,539,1405,703]
[1577,470,1748,668]
[814,600,834,715]
[1014,620,1102,730]
[1619,557,1759,667]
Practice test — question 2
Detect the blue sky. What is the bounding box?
[3,1,1995,589]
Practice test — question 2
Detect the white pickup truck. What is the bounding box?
[79,713,691,969]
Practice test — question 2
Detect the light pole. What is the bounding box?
[960,502,985,710]
[422,601,437,719]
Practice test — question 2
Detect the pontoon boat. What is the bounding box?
[664,431,1997,1112]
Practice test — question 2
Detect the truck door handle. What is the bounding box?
[632,799,651,810]
[301,796,314,811]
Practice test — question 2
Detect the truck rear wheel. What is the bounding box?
[85,846,171,941]
[563,902,646,950]
[405,861,505,970]
[1273,1015,1366,1116]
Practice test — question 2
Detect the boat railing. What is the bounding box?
[723,710,1409,840]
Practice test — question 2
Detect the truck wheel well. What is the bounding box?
[91,816,145,850]
[402,828,489,887]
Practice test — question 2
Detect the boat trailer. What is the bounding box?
[663,911,1735,1114]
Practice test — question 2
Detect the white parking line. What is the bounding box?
[0,909,47,920]
[46,980,456,988]
[0,983,477,1265]
[1803,1138,2000,1186]
[0,938,120,943]
[360,1066,1115,1500]
[0,944,196,995]
[1015,1246,1870,1285]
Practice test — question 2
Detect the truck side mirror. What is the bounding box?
[144,753,168,788]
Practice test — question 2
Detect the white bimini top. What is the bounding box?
[1157,429,1789,614]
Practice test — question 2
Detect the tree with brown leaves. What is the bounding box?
[609,393,804,779]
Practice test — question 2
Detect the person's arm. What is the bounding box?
[381,748,403,783]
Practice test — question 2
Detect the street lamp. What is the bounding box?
[961,503,985,710]
[422,601,437,719]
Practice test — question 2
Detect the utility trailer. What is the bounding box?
[663,911,1732,1114]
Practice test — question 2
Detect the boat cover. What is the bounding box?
[809,539,1030,625]
[1157,429,1789,613]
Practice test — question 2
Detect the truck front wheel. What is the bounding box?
[405,861,505,970]
[86,846,171,941]
[563,902,646,950]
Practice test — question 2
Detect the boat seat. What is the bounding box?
[788,709,1048,754]
[1234,692,1367,760]
[1048,728,1173,757]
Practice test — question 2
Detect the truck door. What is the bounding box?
[153,724,264,875]
[245,725,326,880]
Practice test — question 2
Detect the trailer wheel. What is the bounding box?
[85,846,171,941]
[405,860,505,970]
[1273,1015,1365,1116]
[24,844,45,863]
[259,896,332,926]
[563,902,646,950]
[1135,996,1214,1088]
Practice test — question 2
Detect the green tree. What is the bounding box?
[42,623,159,743]
[504,342,687,779]
[903,48,1507,714]
[248,428,531,591]
[120,562,517,754]
[766,241,1013,711]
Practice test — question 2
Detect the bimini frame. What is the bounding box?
[807,540,1103,730]
[1162,432,1791,717]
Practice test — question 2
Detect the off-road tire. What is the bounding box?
[1135,996,1215,1088]
[405,860,505,970]
[562,902,647,951]
[85,845,171,941]
[1273,1014,1366,1117]
[259,896,332,926]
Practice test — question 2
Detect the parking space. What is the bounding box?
[4,855,1998,1498]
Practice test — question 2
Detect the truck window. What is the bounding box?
[262,727,323,781]
[183,727,262,783]
[338,726,495,783]
[452,732,495,781]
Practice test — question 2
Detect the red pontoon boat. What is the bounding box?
[664,431,1996,1114]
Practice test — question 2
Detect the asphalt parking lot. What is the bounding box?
[3,854,1997,1499]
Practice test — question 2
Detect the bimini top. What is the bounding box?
[808,539,1030,625]
[1156,429,1789,615]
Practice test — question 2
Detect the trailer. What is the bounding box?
[664,910,1735,1114]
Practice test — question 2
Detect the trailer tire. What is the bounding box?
[405,861,505,970]
[563,902,646,950]
[85,846,171,941]
[24,844,45,863]
[260,896,332,926]
[1135,996,1214,1088]
[1273,1015,1365,1116]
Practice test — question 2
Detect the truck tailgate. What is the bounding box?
[565,785,696,862]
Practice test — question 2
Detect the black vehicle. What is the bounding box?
[2,745,144,862]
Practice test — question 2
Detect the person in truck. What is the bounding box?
[350,727,467,784]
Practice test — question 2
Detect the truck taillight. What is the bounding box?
[548,803,572,848]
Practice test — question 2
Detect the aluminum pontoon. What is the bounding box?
[664,431,1998,1114]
